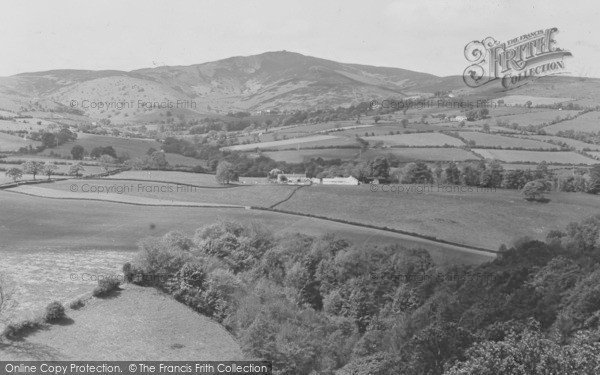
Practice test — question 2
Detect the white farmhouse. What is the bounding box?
[321,176,360,185]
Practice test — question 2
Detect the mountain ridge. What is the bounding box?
[0,51,598,124]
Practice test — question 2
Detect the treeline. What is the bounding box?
[158,137,600,193]
[123,217,600,374]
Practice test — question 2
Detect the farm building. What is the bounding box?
[276,173,311,185]
[450,116,468,122]
[321,176,360,185]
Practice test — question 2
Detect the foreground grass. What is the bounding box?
[0,284,243,360]
[0,191,491,265]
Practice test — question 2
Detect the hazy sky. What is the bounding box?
[0,0,598,77]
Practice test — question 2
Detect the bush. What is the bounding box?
[44,301,66,322]
[123,262,134,283]
[69,299,85,310]
[92,278,121,297]
[2,318,44,339]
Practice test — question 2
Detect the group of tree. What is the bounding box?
[4,161,60,182]
[121,216,600,374]
[126,150,169,171]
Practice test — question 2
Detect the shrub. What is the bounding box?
[2,318,44,339]
[92,278,121,297]
[44,301,66,322]
[69,299,85,310]
[122,262,134,283]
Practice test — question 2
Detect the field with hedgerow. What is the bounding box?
[0,190,492,328]
[276,184,600,250]
[34,179,296,207]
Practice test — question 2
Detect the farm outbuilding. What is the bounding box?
[321,176,360,185]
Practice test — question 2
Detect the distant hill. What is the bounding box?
[0,51,598,124]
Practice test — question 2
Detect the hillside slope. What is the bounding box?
[0,284,244,360]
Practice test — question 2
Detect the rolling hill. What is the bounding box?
[0,51,598,126]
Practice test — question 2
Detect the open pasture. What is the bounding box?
[221,135,341,151]
[105,170,222,186]
[368,132,464,147]
[36,179,296,207]
[277,184,600,250]
[499,95,573,106]
[473,149,596,164]
[0,132,41,151]
[459,132,559,149]
[543,111,600,134]
[39,132,162,159]
[518,135,600,151]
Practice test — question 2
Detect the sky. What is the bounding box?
[0,0,598,78]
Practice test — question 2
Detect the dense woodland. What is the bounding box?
[124,216,600,374]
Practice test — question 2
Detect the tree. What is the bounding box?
[480,160,504,188]
[369,157,390,179]
[69,162,85,177]
[482,123,490,132]
[5,168,23,182]
[522,179,549,201]
[588,164,600,194]
[99,155,116,172]
[57,127,76,144]
[373,115,381,124]
[22,160,43,180]
[402,162,433,184]
[41,132,57,148]
[445,162,461,184]
[90,146,117,159]
[525,100,533,108]
[148,151,168,170]
[71,145,85,160]
[479,108,489,119]
[445,327,600,375]
[43,163,58,180]
[400,119,409,129]
[461,164,481,186]
[216,161,238,184]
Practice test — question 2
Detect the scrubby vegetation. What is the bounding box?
[124,217,600,374]
[92,278,121,298]
[44,301,66,322]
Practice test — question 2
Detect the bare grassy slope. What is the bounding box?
[0,284,243,360]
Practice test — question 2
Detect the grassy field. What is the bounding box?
[0,132,41,151]
[277,184,600,250]
[27,179,296,207]
[499,95,573,106]
[0,119,48,132]
[0,190,493,320]
[472,149,596,164]
[39,132,162,159]
[368,132,464,147]
[222,135,342,151]
[105,170,222,186]
[470,109,579,128]
[543,111,600,134]
[518,135,600,151]
[587,151,600,160]
[0,285,243,360]
[458,132,559,149]
[264,147,479,163]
